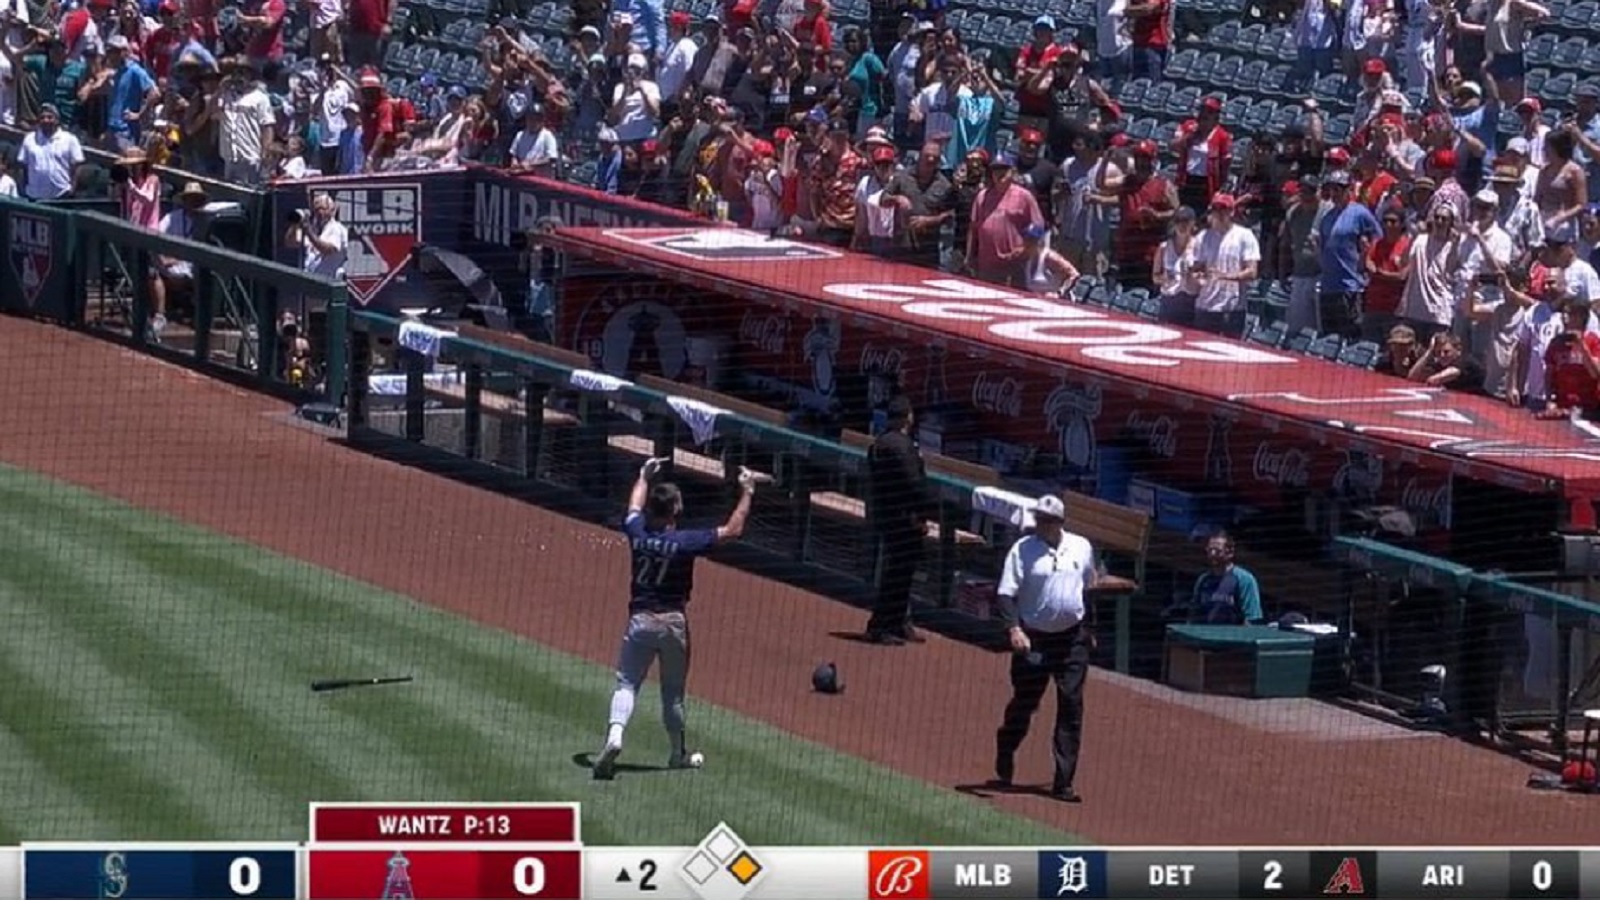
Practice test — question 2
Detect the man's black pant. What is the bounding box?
[867,526,923,636]
[996,626,1089,790]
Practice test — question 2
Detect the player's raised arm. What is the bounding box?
[715,468,762,543]
[628,457,668,515]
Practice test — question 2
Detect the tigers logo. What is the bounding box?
[9,212,52,308]
[868,851,929,899]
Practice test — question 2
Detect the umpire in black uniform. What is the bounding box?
[864,396,932,645]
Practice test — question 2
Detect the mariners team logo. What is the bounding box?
[98,851,129,899]
[609,229,841,261]
[9,211,53,308]
[331,185,422,306]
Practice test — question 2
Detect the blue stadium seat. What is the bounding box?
[1166,85,1203,119]
[1137,296,1164,319]
[1144,80,1177,115]
[1308,333,1344,360]
[1235,23,1266,59]
[1261,63,1290,95]
[1112,289,1143,314]
[1119,77,1153,114]
[1311,72,1346,107]
[1243,99,1276,133]
[1234,58,1268,93]
[1553,35,1588,70]
[1221,94,1251,130]
[1247,319,1288,348]
[1527,31,1558,66]
[1526,67,1550,98]
[1337,341,1380,369]
[1541,70,1577,105]
[1166,48,1200,81]
[1268,27,1299,64]
[1284,326,1317,354]
[1562,1,1598,33]
[1214,54,1245,91]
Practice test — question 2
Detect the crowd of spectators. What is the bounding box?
[5,0,1600,415]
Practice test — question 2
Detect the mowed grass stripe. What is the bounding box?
[0,484,525,829]
[0,724,112,844]
[0,579,215,840]
[0,514,315,837]
[0,466,1082,846]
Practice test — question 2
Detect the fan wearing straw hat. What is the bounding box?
[146,181,211,343]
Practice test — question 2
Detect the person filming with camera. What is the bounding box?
[283,190,348,282]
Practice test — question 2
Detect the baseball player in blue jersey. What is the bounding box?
[592,456,760,780]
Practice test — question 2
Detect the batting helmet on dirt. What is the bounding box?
[811,662,843,695]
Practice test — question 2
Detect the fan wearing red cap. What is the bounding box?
[355,67,400,168]
[659,10,701,105]
[1172,95,1232,215]
[853,145,911,257]
[1419,148,1470,224]
[1013,125,1058,212]
[1014,17,1065,126]
[746,140,787,232]
[1189,194,1259,337]
[1113,136,1178,293]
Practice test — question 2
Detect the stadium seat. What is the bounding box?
[1119,77,1153,115]
[1337,340,1381,369]
[1284,326,1317,354]
[1191,52,1222,86]
[1243,99,1276,133]
[1112,289,1144,314]
[1235,58,1269,93]
[1526,67,1551,98]
[1553,35,1589,71]
[1527,31,1558,66]
[1137,296,1164,319]
[1541,70,1577,105]
[1070,275,1099,303]
[1324,112,1355,146]
[1308,333,1344,360]
[1221,94,1251,130]
[1562,1,1598,34]
[1167,48,1200,81]
[1167,85,1203,119]
[1311,73,1346,108]
[1247,319,1289,348]
[1144,80,1177,116]
[1086,283,1114,307]
[1235,23,1266,58]
[1261,63,1291,96]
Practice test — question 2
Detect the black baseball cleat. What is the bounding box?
[1050,786,1083,804]
[865,630,906,646]
[899,626,926,643]
[990,753,1014,788]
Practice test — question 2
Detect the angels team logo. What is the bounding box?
[609,229,842,261]
[381,851,414,899]
[572,283,689,380]
[9,211,52,308]
[331,185,422,306]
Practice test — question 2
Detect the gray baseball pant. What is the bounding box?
[607,611,690,739]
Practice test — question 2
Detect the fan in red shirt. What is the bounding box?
[1014,16,1063,126]
[1541,297,1600,419]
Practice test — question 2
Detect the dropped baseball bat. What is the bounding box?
[310,675,414,693]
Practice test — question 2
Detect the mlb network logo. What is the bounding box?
[868,850,930,900]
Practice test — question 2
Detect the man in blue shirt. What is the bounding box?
[1189,532,1264,625]
[593,456,760,780]
[1316,170,1380,340]
[104,35,157,153]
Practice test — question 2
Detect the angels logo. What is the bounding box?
[1204,415,1235,485]
[1334,450,1385,503]
[9,212,52,308]
[803,317,841,396]
[572,283,689,379]
[739,308,790,354]
[972,372,1024,418]
[611,229,842,260]
[1253,442,1312,489]
[333,186,423,306]
[1125,411,1178,458]
[1401,477,1453,530]
[1045,383,1103,471]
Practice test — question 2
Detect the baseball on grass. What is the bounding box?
[689,752,704,767]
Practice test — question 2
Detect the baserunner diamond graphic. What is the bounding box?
[678,823,769,900]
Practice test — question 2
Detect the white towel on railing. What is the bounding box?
[971,486,1036,528]
[366,370,464,396]
[666,396,726,445]
[568,369,632,392]
[397,320,456,358]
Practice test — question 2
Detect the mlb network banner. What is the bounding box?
[0,199,77,324]
[269,169,699,315]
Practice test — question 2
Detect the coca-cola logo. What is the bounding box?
[1253,443,1312,488]
[859,342,905,375]
[972,372,1024,418]
[1125,411,1178,459]
[739,309,789,354]
[1401,477,1452,530]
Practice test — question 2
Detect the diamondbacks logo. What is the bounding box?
[1323,857,1367,894]
[611,229,842,261]
[9,212,52,308]
[332,185,422,306]
[868,851,929,899]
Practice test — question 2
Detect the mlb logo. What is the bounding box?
[614,229,842,261]
[1038,850,1108,898]
[8,212,52,308]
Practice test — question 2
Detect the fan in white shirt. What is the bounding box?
[508,105,560,172]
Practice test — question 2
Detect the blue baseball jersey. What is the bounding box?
[621,511,717,613]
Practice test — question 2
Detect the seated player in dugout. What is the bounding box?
[1169,532,1264,626]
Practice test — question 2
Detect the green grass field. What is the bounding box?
[0,465,1083,847]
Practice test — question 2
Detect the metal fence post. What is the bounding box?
[325,288,349,405]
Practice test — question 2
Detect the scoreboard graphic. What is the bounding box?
[2,803,1599,898]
